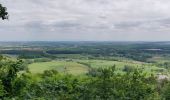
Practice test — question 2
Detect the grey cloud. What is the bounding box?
[53,21,81,28]
[1,0,170,41]
[113,17,170,31]
[114,22,142,29]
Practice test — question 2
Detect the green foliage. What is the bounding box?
[87,65,115,77]
[123,65,135,72]
[0,4,8,20]
[161,83,170,100]
[86,69,156,100]
[0,80,5,98]
[19,74,87,100]
[14,67,157,100]
[0,56,25,98]
[0,55,166,99]
[163,62,170,69]
[42,69,58,77]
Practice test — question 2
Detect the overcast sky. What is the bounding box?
[1,0,170,41]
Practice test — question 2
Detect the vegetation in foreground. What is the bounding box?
[0,42,170,99]
[0,55,170,100]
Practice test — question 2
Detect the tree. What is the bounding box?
[162,83,170,100]
[0,4,8,20]
[0,56,24,98]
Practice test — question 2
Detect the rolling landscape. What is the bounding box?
[0,41,170,99]
[1,0,170,99]
[1,41,169,75]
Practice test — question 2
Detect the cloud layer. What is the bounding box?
[0,0,170,41]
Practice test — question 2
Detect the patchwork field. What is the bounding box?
[28,59,167,75]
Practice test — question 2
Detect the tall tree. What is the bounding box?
[0,4,8,20]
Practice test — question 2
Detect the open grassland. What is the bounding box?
[28,59,167,75]
[28,61,89,75]
[76,59,167,74]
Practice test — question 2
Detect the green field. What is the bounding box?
[28,59,167,75]
[77,59,167,74]
[28,61,89,75]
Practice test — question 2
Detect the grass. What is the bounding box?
[76,59,143,69]
[28,61,89,75]
[28,58,167,75]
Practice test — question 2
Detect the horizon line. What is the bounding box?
[0,40,170,42]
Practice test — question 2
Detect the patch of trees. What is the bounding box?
[0,4,8,20]
[0,50,46,59]
[155,62,170,70]
[46,49,153,62]
[2,67,159,99]
[0,50,43,55]
[46,50,84,54]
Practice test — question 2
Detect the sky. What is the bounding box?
[1,0,170,41]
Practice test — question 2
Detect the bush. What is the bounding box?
[123,65,135,72]
[162,83,170,100]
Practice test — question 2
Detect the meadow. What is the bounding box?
[27,58,167,76]
[28,61,89,75]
